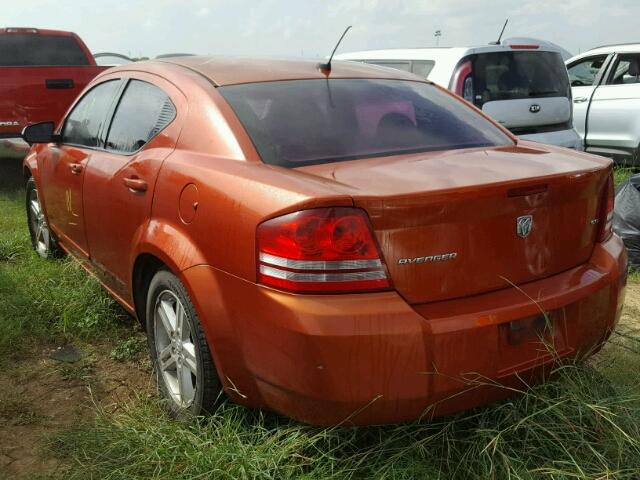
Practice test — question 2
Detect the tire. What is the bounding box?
[146,269,221,417]
[25,177,63,258]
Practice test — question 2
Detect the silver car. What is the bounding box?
[567,44,640,164]
[337,38,583,150]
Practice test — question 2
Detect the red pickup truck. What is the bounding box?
[0,27,108,139]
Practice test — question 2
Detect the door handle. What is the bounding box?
[46,78,75,89]
[574,97,588,103]
[69,163,83,175]
[123,177,148,193]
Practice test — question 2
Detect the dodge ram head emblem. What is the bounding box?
[529,104,541,113]
[516,215,533,238]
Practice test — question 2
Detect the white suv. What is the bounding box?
[566,44,640,164]
[336,39,582,149]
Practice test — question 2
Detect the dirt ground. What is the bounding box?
[0,338,153,479]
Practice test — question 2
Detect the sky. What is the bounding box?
[1,0,638,59]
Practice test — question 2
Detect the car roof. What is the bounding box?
[568,43,640,63]
[336,40,565,63]
[0,27,76,37]
[148,55,421,86]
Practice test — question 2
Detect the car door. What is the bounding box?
[38,79,122,257]
[82,75,183,302]
[566,54,609,138]
[586,53,640,162]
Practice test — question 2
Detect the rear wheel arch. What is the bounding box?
[132,253,167,326]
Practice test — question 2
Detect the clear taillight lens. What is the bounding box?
[257,207,390,293]
[597,173,614,242]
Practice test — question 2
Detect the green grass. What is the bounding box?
[614,166,635,187]
[0,189,130,363]
[1,172,639,479]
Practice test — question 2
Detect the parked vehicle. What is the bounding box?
[22,57,626,425]
[566,44,640,164]
[94,52,134,67]
[336,39,582,150]
[0,27,108,139]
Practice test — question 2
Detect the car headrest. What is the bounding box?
[629,58,640,77]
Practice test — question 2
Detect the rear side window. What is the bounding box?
[219,79,511,168]
[567,55,607,86]
[470,51,570,107]
[0,34,89,66]
[364,60,435,78]
[105,80,176,153]
[63,80,120,148]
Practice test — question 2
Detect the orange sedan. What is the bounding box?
[22,57,627,425]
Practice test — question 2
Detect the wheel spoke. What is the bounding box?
[182,343,197,374]
[158,345,175,371]
[34,223,43,243]
[175,301,184,336]
[30,201,39,218]
[176,363,184,401]
[157,300,175,335]
[178,361,195,405]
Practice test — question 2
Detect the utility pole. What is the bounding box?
[435,30,442,47]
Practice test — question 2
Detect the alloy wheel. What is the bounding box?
[28,187,50,258]
[153,290,198,408]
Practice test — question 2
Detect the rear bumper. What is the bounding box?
[519,128,583,150]
[183,235,627,426]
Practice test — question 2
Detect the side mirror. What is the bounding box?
[21,122,60,144]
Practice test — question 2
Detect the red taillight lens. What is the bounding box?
[452,61,473,102]
[257,208,390,293]
[509,44,540,49]
[597,173,614,242]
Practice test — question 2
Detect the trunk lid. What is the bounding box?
[298,145,609,304]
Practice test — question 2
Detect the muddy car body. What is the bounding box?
[22,57,627,425]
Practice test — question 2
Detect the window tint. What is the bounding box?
[63,80,120,147]
[106,80,176,153]
[607,54,640,85]
[471,51,570,108]
[0,34,89,66]
[219,79,512,168]
[568,55,607,86]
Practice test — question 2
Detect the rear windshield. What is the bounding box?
[470,51,570,107]
[0,34,89,66]
[219,79,512,167]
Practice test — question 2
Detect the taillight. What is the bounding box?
[257,207,390,293]
[597,173,614,242]
[452,61,474,103]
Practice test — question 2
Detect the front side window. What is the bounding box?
[105,80,176,153]
[62,80,120,147]
[567,55,608,86]
[219,79,512,168]
[607,54,640,85]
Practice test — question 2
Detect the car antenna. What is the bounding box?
[490,19,509,45]
[319,25,352,73]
